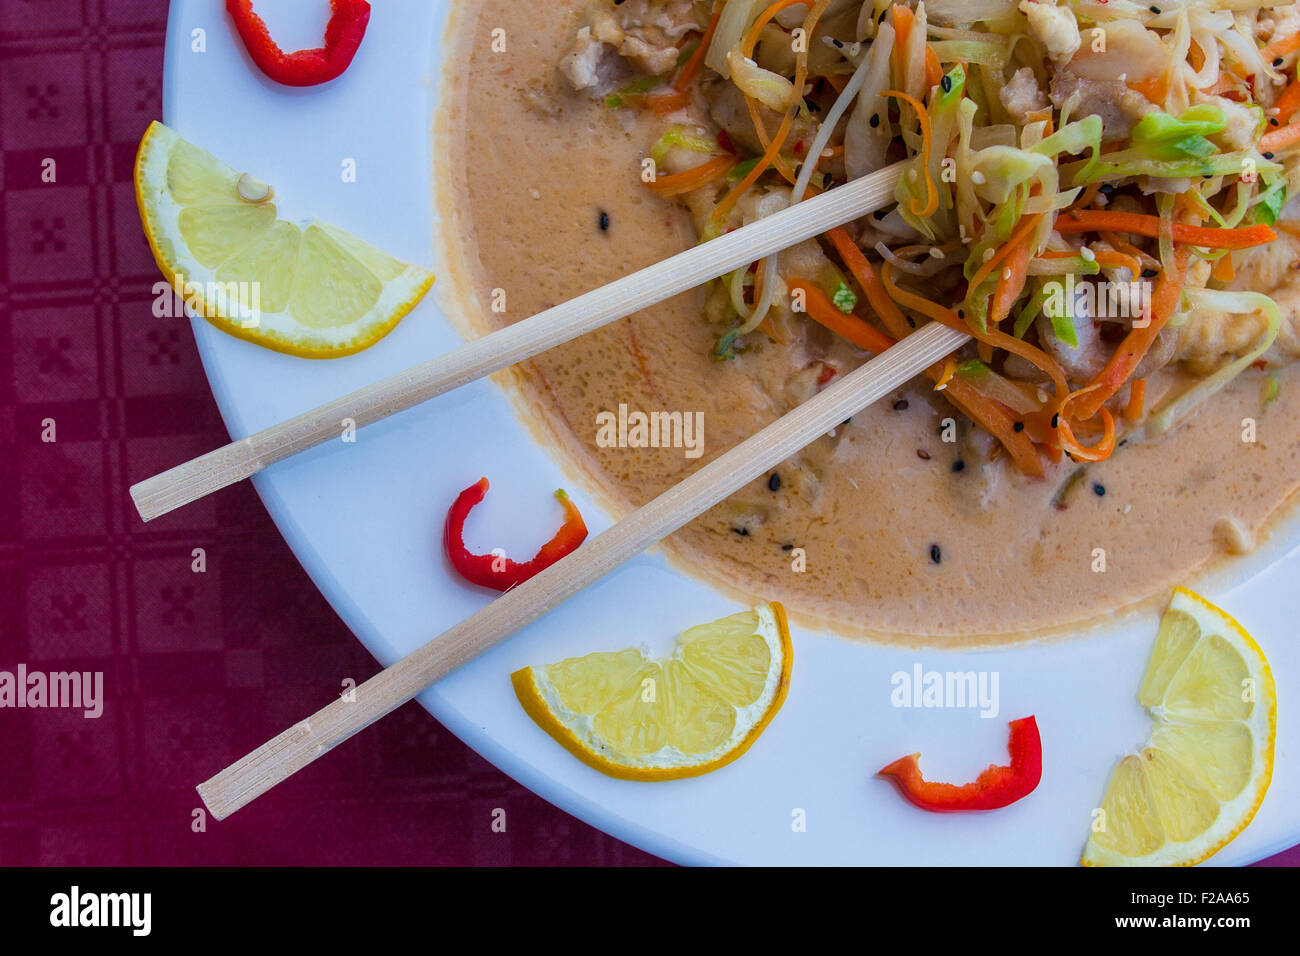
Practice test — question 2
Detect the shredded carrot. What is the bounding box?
[990,232,1032,327]
[1058,406,1117,462]
[881,261,1070,403]
[1100,231,1161,271]
[1260,120,1300,153]
[965,213,1044,315]
[790,279,896,353]
[825,227,913,339]
[713,0,823,221]
[1055,210,1277,250]
[792,279,1043,478]
[1211,251,1236,282]
[646,90,690,115]
[737,0,815,186]
[1075,245,1191,419]
[924,45,942,88]
[1091,248,1143,278]
[934,356,957,390]
[1124,379,1147,422]
[1129,72,1169,104]
[892,4,914,57]
[881,88,938,217]
[943,379,1045,478]
[672,3,722,93]
[1261,31,1300,64]
[647,155,736,197]
[1275,78,1300,125]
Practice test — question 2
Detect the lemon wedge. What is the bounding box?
[1083,586,1276,866]
[512,603,793,780]
[134,121,433,358]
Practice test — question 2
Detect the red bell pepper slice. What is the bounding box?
[226,0,371,87]
[877,715,1042,812]
[443,478,588,592]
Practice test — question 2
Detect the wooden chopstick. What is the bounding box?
[130,160,906,522]
[197,320,970,819]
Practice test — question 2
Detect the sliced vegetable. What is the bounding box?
[1054,211,1278,250]
[878,716,1043,812]
[226,0,370,87]
[444,478,589,592]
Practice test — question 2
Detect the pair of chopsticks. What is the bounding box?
[134,158,971,817]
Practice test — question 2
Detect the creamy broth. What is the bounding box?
[436,2,1300,644]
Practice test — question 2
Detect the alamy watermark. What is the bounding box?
[154,274,261,328]
[890,664,999,718]
[1042,273,1153,327]
[0,664,103,718]
[595,403,704,459]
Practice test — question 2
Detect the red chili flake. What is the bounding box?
[817,363,838,386]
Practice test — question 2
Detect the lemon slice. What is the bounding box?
[134,121,433,358]
[512,603,793,780]
[1083,587,1276,866]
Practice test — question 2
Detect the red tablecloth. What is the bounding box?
[0,0,1292,868]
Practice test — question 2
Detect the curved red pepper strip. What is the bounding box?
[443,478,589,592]
[226,0,371,87]
[877,715,1042,812]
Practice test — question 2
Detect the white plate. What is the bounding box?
[163,0,1299,865]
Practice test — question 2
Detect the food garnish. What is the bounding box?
[226,0,371,87]
[443,478,589,592]
[1082,587,1276,866]
[598,0,1294,476]
[512,603,792,780]
[878,715,1042,812]
[134,122,433,357]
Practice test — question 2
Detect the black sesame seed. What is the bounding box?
[1274,57,1285,67]
[781,543,794,551]
[832,37,844,48]
[1264,151,1276,160]
[941,74,953,93]
[952,459,966,473]
[1051,413,1061,429]
[1141,268,1158,278]
[905,314,917,328]
[732,527,750,537]
[598,211,610,231]
[929,544,942,565]
[1099,183,1116,196]
[768,473,781,491]
[956,307,965,319]
[1093,482,1107,497]
[893,398,910,411]
[842,418,852,426]
[869,113,881,129]
[1271,117,1281,127]
[1013,421,1025,433]
[1149,4,1160,12]
[879,8,887,22]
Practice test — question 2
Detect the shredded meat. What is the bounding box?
[999,67,1050,125]
[1049,71,1154,142]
